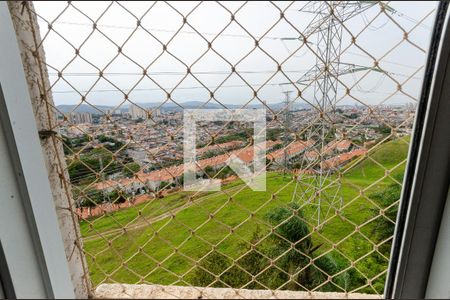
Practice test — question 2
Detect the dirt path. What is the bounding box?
[82,183,245,242]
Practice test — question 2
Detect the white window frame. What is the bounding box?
[0,2,74,298]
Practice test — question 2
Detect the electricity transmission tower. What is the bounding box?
[286,1,381,225]
[282,90,293,175]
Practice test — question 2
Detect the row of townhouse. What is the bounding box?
[196,140,245,157]
[304,139,353,162]
[94,140,282,194]
[320,148,368,171]
[93,139,367,197]
[267,140,316,166]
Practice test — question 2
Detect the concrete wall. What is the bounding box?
[95,284,381,299]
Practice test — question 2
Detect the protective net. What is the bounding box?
[11,1,437,297]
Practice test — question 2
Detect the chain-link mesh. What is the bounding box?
[12,1,437,297]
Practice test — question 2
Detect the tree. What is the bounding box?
[346,112,359,119]
[266,203,312,251]
[62,134,90,155]
[108,190,127,204]
[267,128,283,141]
[122,162,140,177]
[377,124,392,136]
[96,134,125,151]
[74,188,103,208]
[191,227,266,289]
[191,251,226,287]
[368,181,401,256]
[203,166,215,178]
[266,203,315,289]
[265,202,338,290]
[67,148,121,184]
[158,181,170,191]
[190,203,337,291]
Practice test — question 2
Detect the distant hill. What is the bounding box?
[56,101,312,114]
[56,104,118,114]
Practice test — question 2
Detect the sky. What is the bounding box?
[34,1,438,109]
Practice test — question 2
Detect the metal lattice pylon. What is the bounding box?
[290,1,379,225]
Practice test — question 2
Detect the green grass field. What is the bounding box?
[80,137,409,293]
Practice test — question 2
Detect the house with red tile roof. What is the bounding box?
[267,140,315,164]
[304,139,353,162]
[197,141,245,156]
[320,148,367,170]
[94,140,282,193]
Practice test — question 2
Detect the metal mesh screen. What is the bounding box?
[12,1,437,297]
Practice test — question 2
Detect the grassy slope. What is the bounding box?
[82,137,410,290]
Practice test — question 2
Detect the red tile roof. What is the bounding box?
[94,142,366,191]
[267,140,315,160]
[293,168,316,175]
[304,139,352,159]
[94,140,282,190]
[320,148,367,170]
[197,141,244,155]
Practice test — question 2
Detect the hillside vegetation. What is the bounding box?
[81,137,409,293]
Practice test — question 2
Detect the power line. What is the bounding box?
[248,1,434,30]
[52,83,284,94]
[280,39,424,71]
[36,3,434,49]
[40,19,426,73]
[51,67,423,95]
[52,85,420,99]
[37,20,292,41]
[392,8,433,30]
[343,50,423,70]
[48,70,311,76]
[360,11,390,31]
